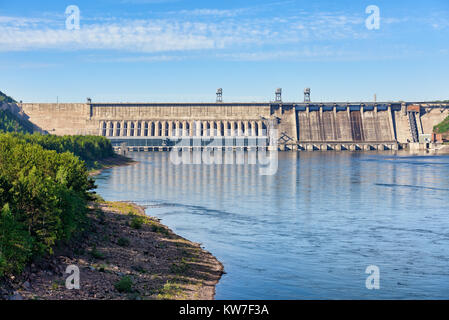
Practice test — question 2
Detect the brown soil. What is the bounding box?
[1,201,224,300]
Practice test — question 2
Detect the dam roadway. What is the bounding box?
[15,100,449,151]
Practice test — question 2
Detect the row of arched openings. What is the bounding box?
[101,121,267,137]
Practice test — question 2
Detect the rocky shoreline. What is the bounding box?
[0,200,224,300]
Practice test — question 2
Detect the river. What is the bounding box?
[95,151,449,299]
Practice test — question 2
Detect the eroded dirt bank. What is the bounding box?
[1,201,224,300]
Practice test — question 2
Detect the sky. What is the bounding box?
[0,0,448,103]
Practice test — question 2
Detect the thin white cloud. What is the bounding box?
[0,9,443,57]
[174,8,248,17]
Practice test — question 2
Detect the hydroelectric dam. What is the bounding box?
[12,89,449,152]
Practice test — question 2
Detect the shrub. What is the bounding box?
[90,245,105,260]
[117,237,130,247]
[114,276,133,293]
[0,204,34,276]
[130,216,144,230]
[0,133,95,275]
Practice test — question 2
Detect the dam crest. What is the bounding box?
[13,99,449,151]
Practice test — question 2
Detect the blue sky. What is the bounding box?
[0,0,448,102]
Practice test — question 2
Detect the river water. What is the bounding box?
[95,151,449,299]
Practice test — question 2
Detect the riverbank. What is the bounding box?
[0,200,224,300]
[88,154,138,176]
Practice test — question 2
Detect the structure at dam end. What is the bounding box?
[13,91,449,151]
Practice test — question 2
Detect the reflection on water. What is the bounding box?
[95,151,449,299]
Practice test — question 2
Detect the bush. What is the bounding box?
[0,204,34,276]
[8,132,114,165]
[117,237,130,247]
[90,245,105,260]
[130,216,144,230]
[0,133,94,275]
[114,276,133,293]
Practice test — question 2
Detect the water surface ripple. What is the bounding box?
[95,151,449,299]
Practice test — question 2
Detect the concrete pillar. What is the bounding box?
[188,121,193,136]
[194,121,198,137]
[201,121,206,136]
[216,121,221,136]
[183,121,188,136]
[174,121,179,136]
[153,121,158,137]
[237,122,242,136]
[210,121,214,136]
[387,105,396,141]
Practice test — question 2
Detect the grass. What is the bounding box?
[107,201,141,215]
[90,245,105,260]
[156,281,185,300]
[434,115,449,133]
[170,258,190,274]
[114,276,134,293]
[130,215,144,229]
[92,264,108,272]
[150,223,169,236]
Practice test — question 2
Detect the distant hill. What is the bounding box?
[0,90,34,133]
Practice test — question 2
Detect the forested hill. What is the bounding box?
[0,109,34,134]
[0,90,34,134]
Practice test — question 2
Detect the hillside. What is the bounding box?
[0,109,34,134]
[0,90,16,104]
[0,90,34,133]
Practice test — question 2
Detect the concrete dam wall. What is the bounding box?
[295,108,395,142]
[16,101,449,150]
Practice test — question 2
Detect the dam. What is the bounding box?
[12,90,449,151]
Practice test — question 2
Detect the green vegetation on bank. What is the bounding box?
[0,133,96,276]
[434,116,449,134]
[0,89,119,277]
[11,133,115,165]
[0,132,115,276]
